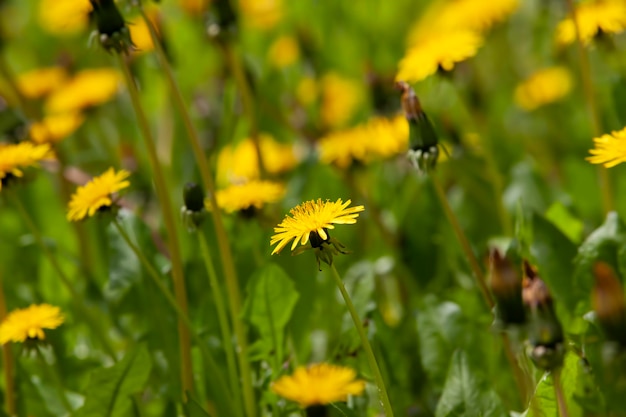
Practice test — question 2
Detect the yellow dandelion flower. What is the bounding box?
[514,67,573,111]
[320,73,364,128]
[29,113,85,144]
[179,0,211,15]
[45,69,122,114]
[409,0,519,42]
[556,0,626,46]
[38,0,92,35]
[396,30,484,83]
[272,363,366,407]
[318,115,408,168]
[209,180,286,213]
[270,198,364,255]
[16,67,67,99]
[216,134,299,186]
[67,168,131,221]
[239,0,283,30]
[128,7,161,53]
[268,36,300,69]
[0,142,51,191]
[587,127,626,168]
[0,304,64,344]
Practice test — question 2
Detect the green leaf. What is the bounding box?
[545,202,584,244]
[435,350,507,417]
[242,263,299,362]
[76,344,152,417]
[185,394,213,417]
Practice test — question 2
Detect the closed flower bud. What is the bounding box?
[90,0,132,53]
[592,262,626,347]
[206,0,238,43]
[181,182,206,231]
[522,261,553,312]
[489,248,525,326]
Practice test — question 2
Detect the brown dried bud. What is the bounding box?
[395,80,423,121]
[489,248,525,325]
[592,262,626,347]
[522,260,553,311]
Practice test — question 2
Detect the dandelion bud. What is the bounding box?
[489,248,525,326]
[592,262,626,347]
[90,0,132,53]
[206,0,238,43]
[305,405,328,417]
[181,182,206,231]
[522,261,553,311]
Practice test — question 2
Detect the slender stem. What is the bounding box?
[329,264,394,417]
[564,0,614,213]
[35,345,73,414]
[112,219,237,415]
[431,176,494,308]
[501,333,529,404]
[138,13,256,416]
[0,271,16,417]
[197,232,240,403]
[117,54,194,395]
[553,370,570,417]
[9,192,116,358]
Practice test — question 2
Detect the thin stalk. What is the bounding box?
[0,271,16,417]
[35,345,73,414]
[139,13,256,417]
[197,232,240,402]
[117,54,194,395]
[329,264,394,417]
[112,219,238,416]
[564,0,614,213]
[9,192,116,358]
[553,370,570,417]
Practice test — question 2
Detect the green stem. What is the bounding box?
[197,232,240,403]
[0,271,16,417]
[112,219,237,415]
[564,0,614,213]
[553,370,570,417]
[117,54,194,395]
[9,192,116,358]
[35,345,73,414]
[329,264,394,417]
[139,12,256,417]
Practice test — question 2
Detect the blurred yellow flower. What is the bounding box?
[67,167,131,221]
[514,67,573,111]
[209,180,286,213]
[270,198,364,255]
[272,363,366,406]
[45,69,122,114]
[268,36,300,69]
[587,127,626,167]
[16,67,67,99]
[409,0,519,42]
[556,0,626,46]
[396,30,484,83]
[0,142,51,191]
[179,0,211,15]
[0,304,64,344]
[29,113,85,144]
[38,0,92,35]
[128,8,161,53]
[296,76,318,105]
[216,135,299,185]
[321,73,363,128]
[318,115,408,168]
[239,0,283,30]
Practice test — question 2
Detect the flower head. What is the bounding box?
[45,69,122,114]
[318,115,408,168]
[556,0,626,46]
[270,198,364,255]
[211,180,286,214]
[0,142,52,190]
[29,113,85,144]
[16,67,68,99]
[38,0,92,35]
[67,167,131,221]
[320,73,364,128]
[128,7,161,54]
[239,0,283,30]
[0,304,64,345]
[268,36,300,69]
[272,363,365,407]
[396,30,484,83]
[587,127,626,168]
[514,67,573,111]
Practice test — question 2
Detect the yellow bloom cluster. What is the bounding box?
[211,180,286,213]
[0,304,64,344]
[318,115,408,168]
[514,67,573,111]
[556,0,626,46]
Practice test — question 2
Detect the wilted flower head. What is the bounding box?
[272,363,365,407]
[587,127,626,168]
[209,180,286,214]
[67,167,130,221]
[0,142,51,190]
[45,68,122,114]
[514,67,573,111]
[0,304,64,345]
[556,0,626,46]
[16,67,68,99]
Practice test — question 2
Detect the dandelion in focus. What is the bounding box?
[514,67,572,111]
[210,180,286,214]
[556,0,626,46]
[587,127,626,168]
[272,363,365,407]
[0,142,51,190]
[0,304,64,345]
[45,68,122,114]
[67,167,131,221]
